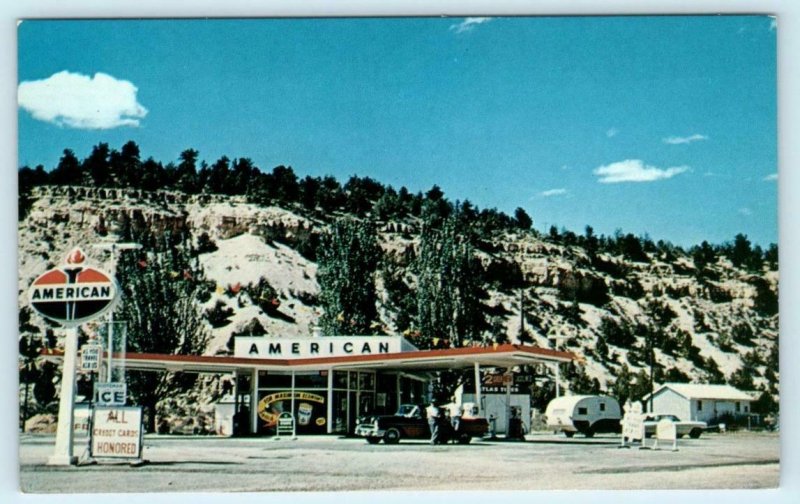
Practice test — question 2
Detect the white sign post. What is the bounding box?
[91,407,143,460]
[50,326,80,465]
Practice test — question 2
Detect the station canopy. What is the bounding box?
[44,340,575,375]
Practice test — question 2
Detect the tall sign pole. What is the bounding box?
[93,242,140,384]
[50,325,79,465]
[28,248,119,466]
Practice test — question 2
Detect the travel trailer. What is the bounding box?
[544,395,622,437]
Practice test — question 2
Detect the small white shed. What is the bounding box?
[642,383,754,423]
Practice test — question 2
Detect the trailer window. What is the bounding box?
[578,407,587,415]
[600,403,606,412]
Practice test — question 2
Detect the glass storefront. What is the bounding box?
[256,369,377,435]
[256,370,329,435]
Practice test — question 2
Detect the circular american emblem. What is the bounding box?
[28,248,118,325]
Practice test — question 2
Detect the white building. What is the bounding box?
[642,383,754,423]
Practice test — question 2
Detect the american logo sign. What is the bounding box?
[28,248,118,325]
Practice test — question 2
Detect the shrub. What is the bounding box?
[205,300,234,328]
[599,316,636,348]
[196,232,218,255]
[731,323,755,346]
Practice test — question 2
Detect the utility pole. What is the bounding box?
[519,287,525,342]
[550,331,568,397]
[648,328,655,413]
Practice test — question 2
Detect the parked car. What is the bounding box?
[545,395,621,438]
[354,404,489,444]
[643,414,707,439]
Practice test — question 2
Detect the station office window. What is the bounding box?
[736,401,741,412]
[697,400,703,411]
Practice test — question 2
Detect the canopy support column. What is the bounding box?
[290,370,296,437]
[250,368,258,434]
[474,362,481,414]
[326,369,333,434]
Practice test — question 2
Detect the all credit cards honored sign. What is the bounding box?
[91,407,142,459]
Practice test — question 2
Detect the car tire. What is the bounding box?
[689,428,702,439]
[458,434,471,444]
[366,437,381,444]
[584,430,595,438]
[564,431,575,438]
[384,428,401,444]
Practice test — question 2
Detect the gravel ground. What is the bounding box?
[19,431,780,492]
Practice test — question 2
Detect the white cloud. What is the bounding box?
[739,207,753,216]
[663,134,709,145]
[593,159,690,184]
[18,70,148,129]
[763,173,778,181]
[449,17,493,34]
[606,128,619,138]
[539,188,568,197]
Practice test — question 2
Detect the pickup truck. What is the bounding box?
[354,404,489,444]
[643,414,707,439]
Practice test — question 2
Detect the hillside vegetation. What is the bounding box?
[18,142,779,430]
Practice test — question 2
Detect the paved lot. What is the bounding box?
[19,431,779,492]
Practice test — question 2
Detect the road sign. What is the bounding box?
[80,344,103,372]
[28,248,118,326]
[95,382,127,406]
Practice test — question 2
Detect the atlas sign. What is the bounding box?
[28,248,118,326]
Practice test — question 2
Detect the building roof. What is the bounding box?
[43,343,575,374]
[643,383,755,402]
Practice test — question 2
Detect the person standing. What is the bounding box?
[449,402,463,434]
[426,399,441,445]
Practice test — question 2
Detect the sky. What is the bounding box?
[17,16,778,247]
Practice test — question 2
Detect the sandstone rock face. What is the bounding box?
[18,186,779,425]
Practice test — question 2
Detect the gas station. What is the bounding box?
[82,336,574,437]
[32,247,575,466]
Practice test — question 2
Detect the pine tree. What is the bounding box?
[317,219,382,335]
[415,217,485,349]
[513,207,532,230]
[18,307,42,430]
[115,227,210,432]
